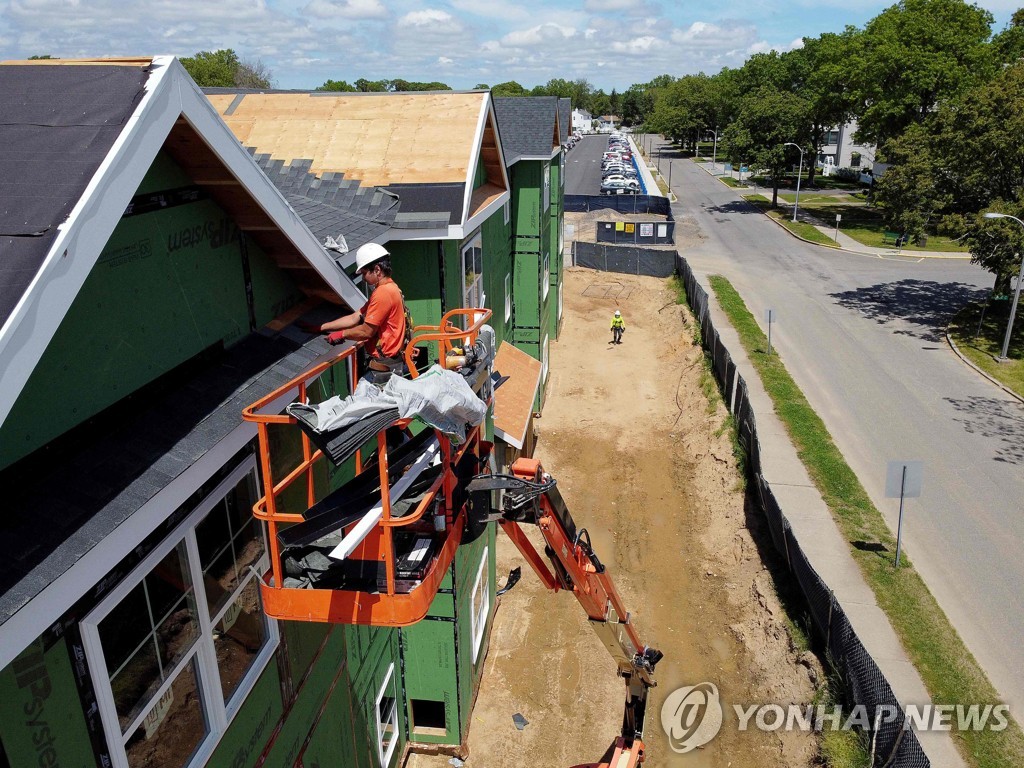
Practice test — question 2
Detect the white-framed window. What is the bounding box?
[542,334,550,382]
[559,213,565,256]
[503,199,510,225]
[376,663,399,767]
[560,150,565,187]
[471,549,490,663]
[461,232,485,310]
[81,459,276,768]
[543,164,551,211]
[558,281,563,322]
[542,253,550,300]
[504,273,512,322]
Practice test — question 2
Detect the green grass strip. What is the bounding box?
[948,303,1024,397]
[707,274,1024,768]
[742,195,839,246]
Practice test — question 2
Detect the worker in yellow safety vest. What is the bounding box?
[610,310,625,344]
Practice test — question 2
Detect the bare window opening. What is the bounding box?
[410,699,447,737]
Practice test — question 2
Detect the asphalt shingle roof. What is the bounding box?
[493,96,559,167]
[0,328,338,629]
[558,98,571,144]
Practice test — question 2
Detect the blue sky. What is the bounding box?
[0,0,1018,91]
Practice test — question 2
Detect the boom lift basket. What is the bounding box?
[242,308,493,627]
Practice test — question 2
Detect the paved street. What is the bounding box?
[660,141,1024,710]
[565,133,611,195]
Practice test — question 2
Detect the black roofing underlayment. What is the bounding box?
[0,328,333,628]
[0,64,150,325]
[493,96,559,166]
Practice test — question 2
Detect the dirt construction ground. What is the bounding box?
[408,267,819,768]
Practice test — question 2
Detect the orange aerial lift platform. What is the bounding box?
[242,308,661,766]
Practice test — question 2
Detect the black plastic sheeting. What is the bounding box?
[0,63,150,325]
[573,241,675,278]
[675,253,931,768]
[565,194,672,215]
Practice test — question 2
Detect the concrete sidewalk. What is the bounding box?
[695,159,970,261]
[698,275,968,768]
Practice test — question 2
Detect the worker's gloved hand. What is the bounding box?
[296,320,323,334]
[326,331,346,345]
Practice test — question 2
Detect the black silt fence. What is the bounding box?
[572,241,676,278]
[565,194,672,215]
[673,253,931,768]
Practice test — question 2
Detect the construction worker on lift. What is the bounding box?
[309,243,409,384]
[610,309,625,344]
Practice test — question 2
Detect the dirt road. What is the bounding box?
[408,268,818,767]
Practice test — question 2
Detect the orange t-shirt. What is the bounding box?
[361,278,406,359]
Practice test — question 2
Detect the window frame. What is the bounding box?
[375,663,399,767]
[470,549,490,663]
[542,334,550,382]
[542,253,550,300]
[543,163,551,212]
[504,273,512,322]
[461,231,485,311]
[81,457,277,768]
[503,199,510,225]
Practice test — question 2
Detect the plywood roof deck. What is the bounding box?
[213,92,487,187]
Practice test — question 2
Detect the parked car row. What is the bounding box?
[600,132,640,195]
[562,129,583,152]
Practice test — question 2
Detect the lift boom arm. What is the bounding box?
[467,457,663,767]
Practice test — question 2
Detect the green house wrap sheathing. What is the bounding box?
[0,638,94,768]
[548,151,565,341]
[0,150,305,470]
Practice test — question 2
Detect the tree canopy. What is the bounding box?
[181,49,272,89]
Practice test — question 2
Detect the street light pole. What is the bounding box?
[784,142,805,223]
[983,212,1024,362]
[708,129,719,174]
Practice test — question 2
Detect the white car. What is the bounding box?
[600,178,640,194]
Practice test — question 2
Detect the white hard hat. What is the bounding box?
[355,242,390,272]
[614,310,621,317]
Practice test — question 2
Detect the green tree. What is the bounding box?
[723,86,810,207]
[873,124,951,242]
[609,88,621,117]
[491,80,529,97]
[390,80,451,91]
[355,78,389,92]
[316,79,357,92]
[473,83,490,90]
[181,49,272,89]
[843,0,994,148]
[28,55,54,60]
[783,31,859,184]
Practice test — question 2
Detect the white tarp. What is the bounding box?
[286,364,487,444]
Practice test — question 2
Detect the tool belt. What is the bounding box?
[367,354,405,373]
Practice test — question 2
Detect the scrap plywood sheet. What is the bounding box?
[214,92,485,186]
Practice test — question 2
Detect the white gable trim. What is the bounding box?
[460,95,511,230]
[0,56,364,426]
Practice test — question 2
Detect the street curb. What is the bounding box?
[691,158,971,261]
[945,328,1024,405]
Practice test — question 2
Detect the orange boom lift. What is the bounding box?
[243,308,661,767]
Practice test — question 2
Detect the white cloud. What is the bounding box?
[303,0,386,20]
[500,22,575,48]
[610,35,664,54]
[584,0,642,11]
[448,0,530,21]
[438,56,453,64]
[670,21,757,51]
[398,8,459,29]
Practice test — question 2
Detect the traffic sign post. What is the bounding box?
[886,460,924,567]
[834,213,842,243]
[765,308,776,355]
